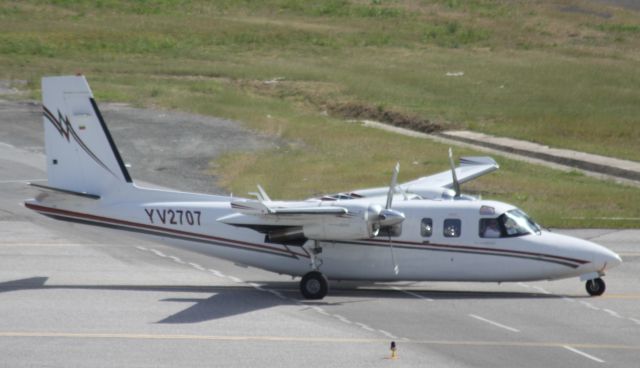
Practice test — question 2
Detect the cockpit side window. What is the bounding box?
[443,219,461,238]
[421,218,433,237]
[479,218,502,238]
[479,210,541,238]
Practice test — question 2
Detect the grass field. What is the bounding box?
[1,0,639,227]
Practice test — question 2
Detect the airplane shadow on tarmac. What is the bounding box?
[0,277,587,324]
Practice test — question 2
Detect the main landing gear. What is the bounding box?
[585,278,606,296]
[300,271,329,299]
[300,240,329,299]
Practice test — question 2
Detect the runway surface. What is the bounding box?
[1,99,638,367]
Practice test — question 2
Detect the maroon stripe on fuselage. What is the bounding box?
[25,202,307,259]
[357,238,589,266]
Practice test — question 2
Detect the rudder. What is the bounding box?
[42,75,132,196]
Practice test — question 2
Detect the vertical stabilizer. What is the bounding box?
[42,76,132,196]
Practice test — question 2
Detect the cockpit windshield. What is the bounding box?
[502,209,541,236]
[479,209,541,238]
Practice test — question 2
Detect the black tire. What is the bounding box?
[300,271,329,300]
[586,278,606,296]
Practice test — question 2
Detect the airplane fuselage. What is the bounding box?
[26,185,617,284]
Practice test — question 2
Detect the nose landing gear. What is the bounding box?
[586,278,606,296]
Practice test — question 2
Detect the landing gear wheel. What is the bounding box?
[586,278,606,296]
[300,271,329,300]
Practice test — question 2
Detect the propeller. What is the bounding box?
[385,162,399,209]
[378,162,405,228]
[381,162,404,276]
[448,148,461,198]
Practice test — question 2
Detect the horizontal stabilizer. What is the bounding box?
[29,182,100,200]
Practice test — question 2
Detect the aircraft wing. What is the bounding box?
[229,199,348,217]
[401,156,499,190]
[219,198,387,244]
[348,156,499,199]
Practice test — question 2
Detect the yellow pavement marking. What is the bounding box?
[600,294,640,300]
[0,243,86,247]
[620,252,640,257]
[0,332,638,350]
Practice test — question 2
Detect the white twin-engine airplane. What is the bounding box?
[25,75,622,299]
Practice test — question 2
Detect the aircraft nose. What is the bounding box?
[605,249,622,269]
[594,245,622,271]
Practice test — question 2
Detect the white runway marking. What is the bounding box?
[630,318,640,325]
[378,329,398,339]
[603,309,622,318]
[228,276,243,283]
[169,256,185,264]
[390,286,434,301]
[532,286,551,294]
[469,314,520,333]
[355,322,375,332]
[136,246,148,251]
[311,306,329,316]
[267,289,286,299]
[188,262,205,271]
[207,269,225,278]
[333,314,352,325]
[563,345,605,363]
[151,249,166,258]
[580,301,600,311]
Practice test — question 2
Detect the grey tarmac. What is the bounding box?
[1,98,638,367]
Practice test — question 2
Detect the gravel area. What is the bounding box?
[0,97,277,194]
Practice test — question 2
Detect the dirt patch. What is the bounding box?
[328,101,442,134]
[241,78,442,134]
[559,5,612,19]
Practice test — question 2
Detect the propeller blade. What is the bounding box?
[390,243,399,275]
[448,148,461,198]
[386,162,400,209]
[257,184,272,202]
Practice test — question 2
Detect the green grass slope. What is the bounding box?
[1,0,638,227]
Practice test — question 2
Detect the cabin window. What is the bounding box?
[479,218,502,238]
[378,224,402,238]
[420,218,433,237]
[443,219,461,238]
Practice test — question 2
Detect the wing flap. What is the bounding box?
[230,199,347,217]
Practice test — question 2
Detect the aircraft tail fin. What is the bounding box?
[41,75,132,197]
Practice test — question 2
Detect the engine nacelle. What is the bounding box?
[302,204,381,241]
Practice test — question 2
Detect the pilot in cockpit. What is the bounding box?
[482,218,502,238]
